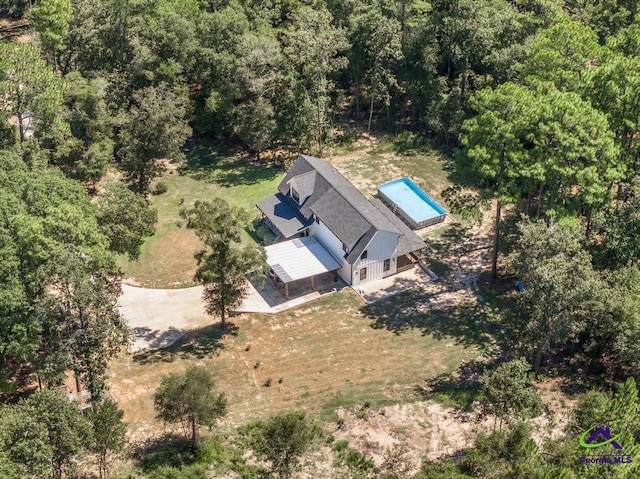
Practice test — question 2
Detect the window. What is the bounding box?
[291,187,300,203]
[359,267,367,280]
[361,250,368,260]
[383,259,391,272]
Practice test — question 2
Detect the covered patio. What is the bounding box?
[265,236,342,299]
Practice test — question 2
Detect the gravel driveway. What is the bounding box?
[118,284,210,351]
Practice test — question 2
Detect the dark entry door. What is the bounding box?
[396,254,413,271]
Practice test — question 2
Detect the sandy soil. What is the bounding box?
[335,401,491,467]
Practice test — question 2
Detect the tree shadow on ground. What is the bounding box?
[362,282,498,351]
[361,269,510,353]
[180,142,282,187]
[414,360,489,412]
[389,132,439,156]
[133,322,239,365]
[133,433,195,470]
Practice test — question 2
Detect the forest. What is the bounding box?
[1,0,640,477]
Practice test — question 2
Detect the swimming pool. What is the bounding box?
[377,178,446,229]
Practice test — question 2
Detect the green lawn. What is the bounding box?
[117,144,284,287]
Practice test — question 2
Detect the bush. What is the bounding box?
[149,464,208,479]
[263,378,272,388]
[194,436,227,464]
[153,181,168,195]
[344,450,374,472]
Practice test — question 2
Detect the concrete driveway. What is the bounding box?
[118,284,209,351]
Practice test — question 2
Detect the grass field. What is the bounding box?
[109,288,483,436]
[328,134,455,206]
[118,136,458,288]
[117,144,285,287]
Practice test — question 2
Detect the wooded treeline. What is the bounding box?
[4,0,638,192]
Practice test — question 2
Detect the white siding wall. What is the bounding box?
[309,219,351,283]
[352,231,399,286]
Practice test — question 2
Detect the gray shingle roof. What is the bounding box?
[256,193,312,239]
[278,155,401,239]
[309,188,370,246]
[345,227,377,263]
[300,155,401,235]
[287,171,316,201]
[370,198,426,255]
[265,154,425,264]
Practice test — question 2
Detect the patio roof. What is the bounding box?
[265,236,341,284]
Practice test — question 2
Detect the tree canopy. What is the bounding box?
[154,366,228,446]
[182,199,267,331]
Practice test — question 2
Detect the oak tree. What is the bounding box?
[154,366,227,446]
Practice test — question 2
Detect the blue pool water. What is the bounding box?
[378,178,446,223]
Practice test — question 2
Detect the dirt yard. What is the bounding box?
[109,289,478,442]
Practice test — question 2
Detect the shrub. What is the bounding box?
[333,439,349,452]
[263,378,272,388]
[344,450,374,472]
[153,181,168,195]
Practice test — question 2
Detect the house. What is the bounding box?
[256,155,427,290]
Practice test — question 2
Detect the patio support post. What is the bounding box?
[285,282,289,299]
[311,275,315,289]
